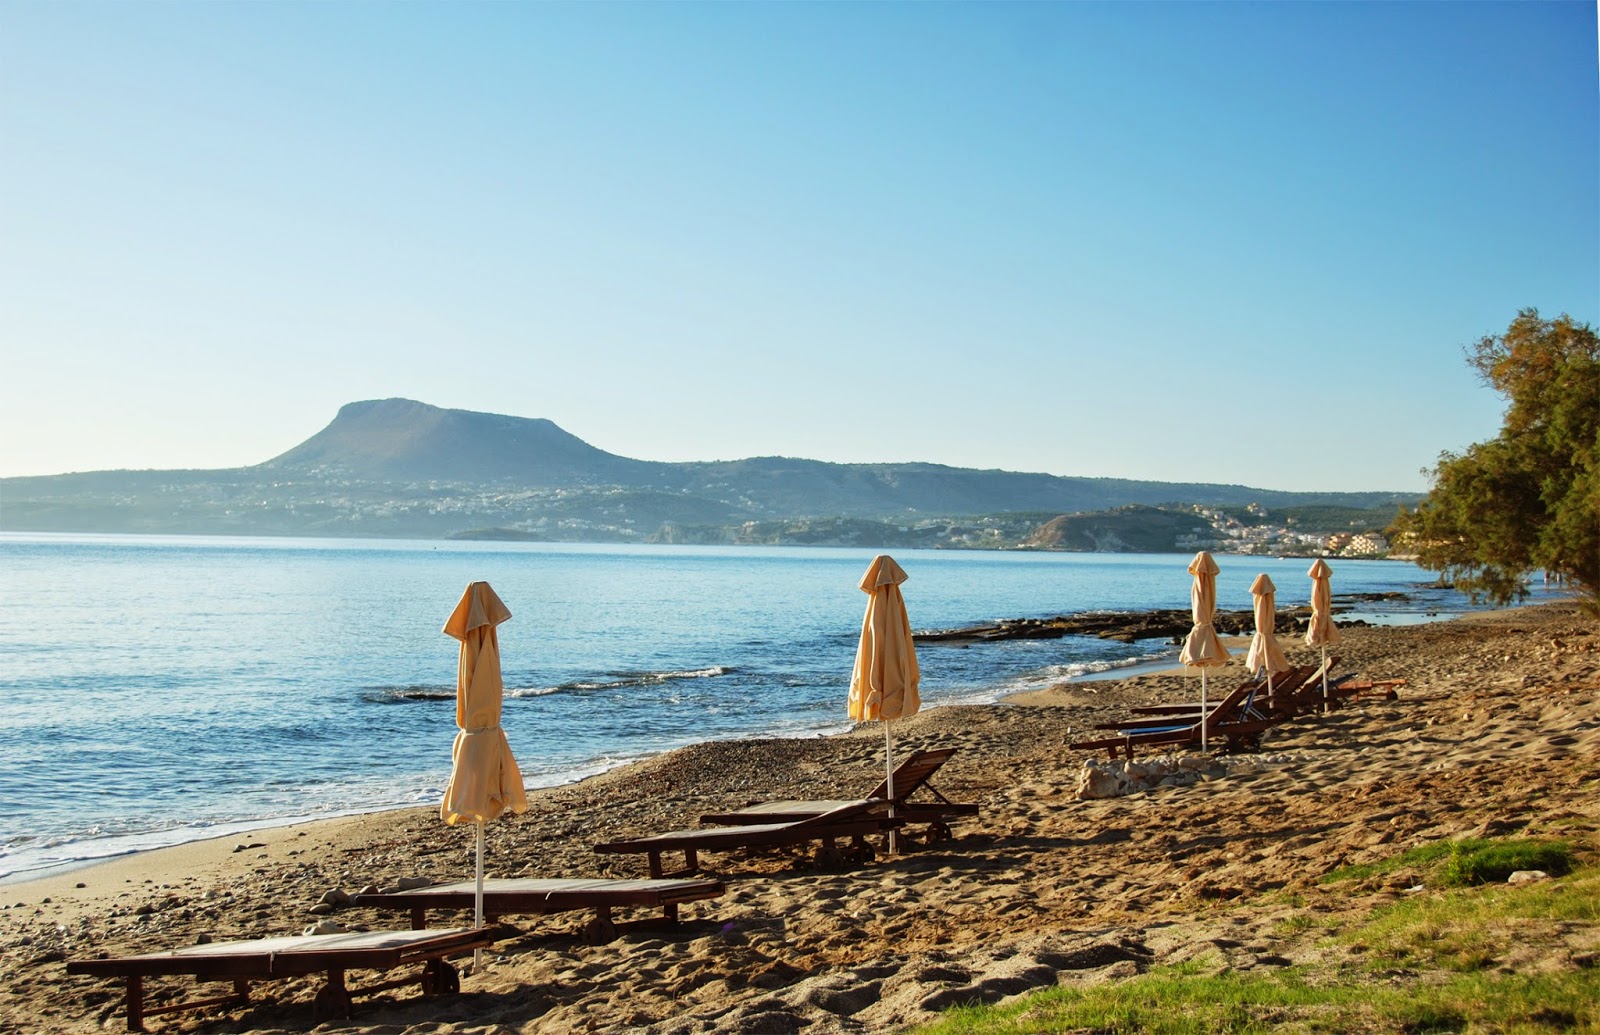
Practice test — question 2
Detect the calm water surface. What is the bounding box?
[0,533,1496,880]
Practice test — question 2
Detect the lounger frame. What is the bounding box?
[351,876,725,944]
[67,926,493,1032]
[594,802,895,879]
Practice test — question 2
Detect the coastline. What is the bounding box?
[5,600,1596,1033]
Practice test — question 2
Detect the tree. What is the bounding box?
[1391,308,1600,609]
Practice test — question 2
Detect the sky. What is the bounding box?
[2,3,1595,493]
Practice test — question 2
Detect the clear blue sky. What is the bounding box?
[2,2,1595,492]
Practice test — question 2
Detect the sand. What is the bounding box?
[3,600,1596,1034]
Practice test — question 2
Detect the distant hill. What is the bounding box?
[0,398,1419,542]
[1022,506,1214,552]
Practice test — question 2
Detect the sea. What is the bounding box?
[0,532,1532,883]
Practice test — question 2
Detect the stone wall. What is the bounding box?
[1075,752,1300,799]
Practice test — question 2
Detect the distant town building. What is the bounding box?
[1345,533,1389,556]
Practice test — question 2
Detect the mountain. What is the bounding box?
[262,398,666,486]
[0,398,1416,543]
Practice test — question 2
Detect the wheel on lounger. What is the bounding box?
[420,959,460,996]
[928,821,953,844]
[814,844,849,870]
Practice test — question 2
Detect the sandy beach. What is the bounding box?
[4,600,1596,1034]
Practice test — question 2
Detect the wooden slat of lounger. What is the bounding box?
[1129,667,1313,716]
[594,801,893,878]
[699,799,867,823]
[69,928,491,1032]
[597,818,879,852]
[352,877,725,914]
[864,748,956,800]
[67,928,490,980]
[701,799,979,824]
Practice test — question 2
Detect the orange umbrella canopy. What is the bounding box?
[848,555,921,723]
[1245,573,1291,678]
[440,581,527,826]
[1179,551,1231,669]
[1305,559,1343,649]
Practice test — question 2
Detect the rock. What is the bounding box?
[395,875,434,891]
[319,889,351,906]
[308,903,335,916]
[1076,765,1126,800]
[1507,870,1550,885]
[304,919,348,936]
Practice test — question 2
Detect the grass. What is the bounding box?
[916,968,1600,1034]
[910,837,1598,1035]
[1320,837,1575,888]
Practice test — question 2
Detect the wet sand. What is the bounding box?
[3,601,1597,1033]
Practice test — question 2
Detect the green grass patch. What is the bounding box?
[912,965,1600,1034]
[1339,867,1600,972]
[1322,837,1575,888]
[910,860,1600,1035]
[1440,839,1573,886]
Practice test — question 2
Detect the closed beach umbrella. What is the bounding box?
[1305,558,1342,708]
[1179,551,1230,750]
[1246,573,1291,711]
[848,555,920,853]
[441,581,527,957]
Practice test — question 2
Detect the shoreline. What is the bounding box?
[6,601,1595,1034]
[0,598,1503,888]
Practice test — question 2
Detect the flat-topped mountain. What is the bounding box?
[263,398,666,486]
[1,399,1414,545]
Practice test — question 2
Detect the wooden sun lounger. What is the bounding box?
[1070,679,1278,760]
[351,877,726,944]
[1326,675,1406,704]
[696,747,979,841]
[67,926,494,1032]
[593,800,895,879]
[1270,656,1345,716]
[1128,665,1314,719]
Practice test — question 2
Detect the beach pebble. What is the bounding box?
[1507,870,1550,885]
[395,875,433,890]
[308,903,335,916]
[319,889,351,906]
[304,919,348,936]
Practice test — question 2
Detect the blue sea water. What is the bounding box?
[0,533,1506,881]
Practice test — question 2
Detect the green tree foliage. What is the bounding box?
[1392,309,1599,607]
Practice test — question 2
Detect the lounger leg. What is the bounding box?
[421,958,460,996]
[124,975,144,1033]
[409,906,427,930]
[583,906,617,945]
[313,969,353,1022]
[683,848,698,875]
[646,850,664,880]
[662,902,679,924]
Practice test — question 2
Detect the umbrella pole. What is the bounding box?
[884,720,898,855]
[474,820,485,968]
[1200,669,1209,752]
[1321,646,1329,712]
